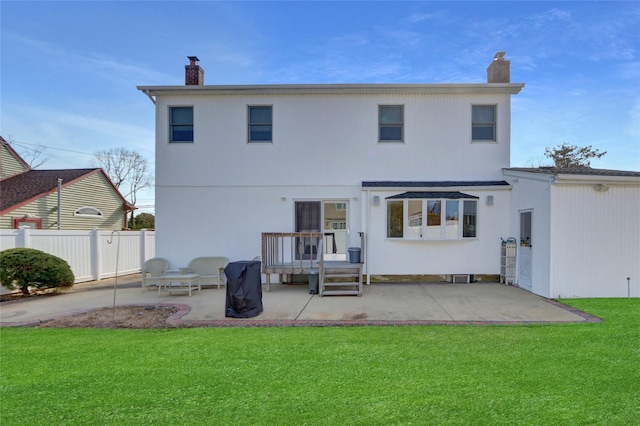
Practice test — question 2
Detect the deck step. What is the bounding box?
[319,262,363,296]
[321,290,361,296]
[323,281,360,287]
[324,274,360,279]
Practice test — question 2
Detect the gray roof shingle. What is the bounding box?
[505,167,640,177]
[362,180,510,188]
[0,169,99,212]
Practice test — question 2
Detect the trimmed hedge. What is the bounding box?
[0,248,74,294]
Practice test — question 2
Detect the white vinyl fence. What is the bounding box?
[1,228,155,290]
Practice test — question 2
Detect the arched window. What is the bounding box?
[73,206,103,218]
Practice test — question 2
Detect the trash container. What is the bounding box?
[348,247,361,264]
[224,260,263,318]
[308,268,319,294]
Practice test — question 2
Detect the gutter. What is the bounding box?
[136,83,525,96]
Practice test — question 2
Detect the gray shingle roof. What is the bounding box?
[0,169,99,212]
[505,167,640,177]
[362,180,510,188]
[386,191,479,199]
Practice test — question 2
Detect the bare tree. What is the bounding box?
[6,136,48,168]
[93,148,153,206]
[544,143,607,168]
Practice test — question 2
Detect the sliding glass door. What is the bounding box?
[295,200,348,260]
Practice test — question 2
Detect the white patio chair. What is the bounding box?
[187,256,229,289]
[141,257,170,290]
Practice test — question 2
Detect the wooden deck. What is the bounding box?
[261,232,364,295]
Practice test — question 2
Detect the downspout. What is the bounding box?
[57,178,62,230]
[548,174,556,298]
[365,189,371,285]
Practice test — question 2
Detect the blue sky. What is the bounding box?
[2,1,639,214]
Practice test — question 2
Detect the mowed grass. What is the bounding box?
[1,299,638,425]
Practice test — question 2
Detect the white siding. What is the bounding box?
[155,92,511,187]
[154,91,513,272]
[364,189,511,276]
[157,185,362,269]
[505,174,553,298]
[550,185,640,298]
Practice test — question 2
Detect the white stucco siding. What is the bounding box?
[363,189,510,276]
[156,185,362,268]
[550,185,640,298]
[154,92,512,188]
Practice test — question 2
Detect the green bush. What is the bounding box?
[0,248,74,295]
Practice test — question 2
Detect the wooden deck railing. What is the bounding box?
[261,232,365,292]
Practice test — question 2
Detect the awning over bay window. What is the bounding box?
[386,191,479,200]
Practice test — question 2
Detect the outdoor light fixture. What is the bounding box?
[373,195,380,206]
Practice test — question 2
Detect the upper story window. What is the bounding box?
[74,206,103,218]
[248,106,273,143]
[169,106,194,143]
[386,193,478,240]
[379,105,403,142]
[472,105,496,141]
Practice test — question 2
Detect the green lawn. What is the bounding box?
[1,299,638,425]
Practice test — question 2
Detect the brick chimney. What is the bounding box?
[185,56,204,85]
[487,52,510,83]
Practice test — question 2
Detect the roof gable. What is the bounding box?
[0,169,134,214]
[0,136,31,178]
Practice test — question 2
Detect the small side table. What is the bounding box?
[156,273,201,296]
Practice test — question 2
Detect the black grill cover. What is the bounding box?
[224,260,263,318]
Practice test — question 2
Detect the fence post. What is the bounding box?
[16,227,30,248]
[140,229,147,268]
[91,228,101,281]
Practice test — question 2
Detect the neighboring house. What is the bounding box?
[138,54,639,298]
[0,136,135,230]
[503,167,640,298]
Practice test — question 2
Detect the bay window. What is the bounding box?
[386,192,478,240]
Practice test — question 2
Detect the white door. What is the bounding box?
[517,210,533,290]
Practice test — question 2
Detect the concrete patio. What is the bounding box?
[0,274,597,327]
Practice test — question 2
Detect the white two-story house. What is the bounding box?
[138,53,640,297]
[138,54,640,298]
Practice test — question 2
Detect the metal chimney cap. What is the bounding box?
[187,56,200,62]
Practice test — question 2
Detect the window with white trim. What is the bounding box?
[248,105,273,142]
[386,192,478,240]
[169,106,194,143]
[472,105,496,141]
[74,206,103,218]
[379,105,403,142]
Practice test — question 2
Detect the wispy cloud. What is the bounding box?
[4,104,155,167]
[6,31,172,86]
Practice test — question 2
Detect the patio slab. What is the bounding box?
[0,275,595,327]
